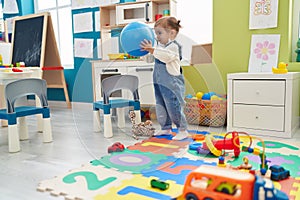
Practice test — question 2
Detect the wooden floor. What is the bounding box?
[0,101,299,200]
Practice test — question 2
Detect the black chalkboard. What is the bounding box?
[11,14,46,67]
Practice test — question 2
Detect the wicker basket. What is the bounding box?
[184,98,227,127]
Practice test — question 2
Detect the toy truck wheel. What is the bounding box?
[185,193,198,200]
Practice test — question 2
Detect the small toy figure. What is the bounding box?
[129,111,155,139]
[237,156,252,170]
[272,62,288,74]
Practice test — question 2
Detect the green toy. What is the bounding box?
[295,38,300,62]
[150,179,170,190]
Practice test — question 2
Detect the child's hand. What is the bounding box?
[140,39,154,54]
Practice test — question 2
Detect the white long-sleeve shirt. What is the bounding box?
[153,41,181,76]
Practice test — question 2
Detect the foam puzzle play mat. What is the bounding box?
[37,130,300,200]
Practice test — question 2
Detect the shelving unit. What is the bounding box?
[99,0,177,60]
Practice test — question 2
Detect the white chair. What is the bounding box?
[0,78,52,153]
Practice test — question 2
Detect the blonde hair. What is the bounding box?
[154,16,181,33]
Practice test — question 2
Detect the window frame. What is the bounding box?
[34,0,74,69]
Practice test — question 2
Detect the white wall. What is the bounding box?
[177,0,213,44]
[0,42,11,64]
[175,0,212,63]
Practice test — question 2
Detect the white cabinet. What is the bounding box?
[91,61,127,101]
[91,60,155,105]
[99,0,177,60]
[127,65,155,105]
[227,72,300,138]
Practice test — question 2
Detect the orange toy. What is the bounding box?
[183,165,288,200]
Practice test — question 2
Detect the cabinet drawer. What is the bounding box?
[233,104,284,131]
[233,80,285,105]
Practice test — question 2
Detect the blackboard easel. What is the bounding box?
[11,12,71,108]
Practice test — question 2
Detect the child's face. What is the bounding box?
[154,26,171,45]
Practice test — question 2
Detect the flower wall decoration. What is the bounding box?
[254,40,276,60]
[248,34,280,73]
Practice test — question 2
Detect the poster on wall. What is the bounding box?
[74,38,94,58]
[73,12,93,33]
[249,0,278,29]
[248,34,280,73]
[71,0,114,9]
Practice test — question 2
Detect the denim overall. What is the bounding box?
[153,41,187,131]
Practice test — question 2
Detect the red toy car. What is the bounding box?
[108,142,125,153]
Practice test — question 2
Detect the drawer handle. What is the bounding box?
[255,116,259,119]
[145,2,150,22]
[136,68,153,72]
[102,69,118,72]
[256,91,260,95]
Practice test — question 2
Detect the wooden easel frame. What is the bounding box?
[10,12,71,108]
[3,20,9,43]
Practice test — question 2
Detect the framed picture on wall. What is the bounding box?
[249,0,279,29]
[248,34,280,73]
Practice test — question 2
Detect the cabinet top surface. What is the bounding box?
[90,60,154,67]
[100,0,171,8]
[227,72,300,80]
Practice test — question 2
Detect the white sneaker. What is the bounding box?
[154,129,172,136]
[172,130,189,140]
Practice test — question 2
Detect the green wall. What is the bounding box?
[184,0,300,96]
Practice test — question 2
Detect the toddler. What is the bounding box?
[140,16,188,140]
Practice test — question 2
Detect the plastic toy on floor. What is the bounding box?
[272,62,288,74]
[129,111,155,139]
[197,131,241,157]
[108,142,125,153]
[150,179,169,190]
[237,156,253,170]
[182,165,289,200]
[197,131,269,175]
[240,134,269,176]
[269,165,290,181]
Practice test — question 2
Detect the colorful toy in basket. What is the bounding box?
[184,92,227,126]
[196,92,203,99]
[201,92,216,100]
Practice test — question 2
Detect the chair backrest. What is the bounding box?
[101,75,139,104]
[5,78,48,113]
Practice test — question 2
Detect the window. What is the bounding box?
[0,3,4,37]
[292,0,300,62]
[34,0,74,69]
[176,0,212,63]
[177,0,212,44]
